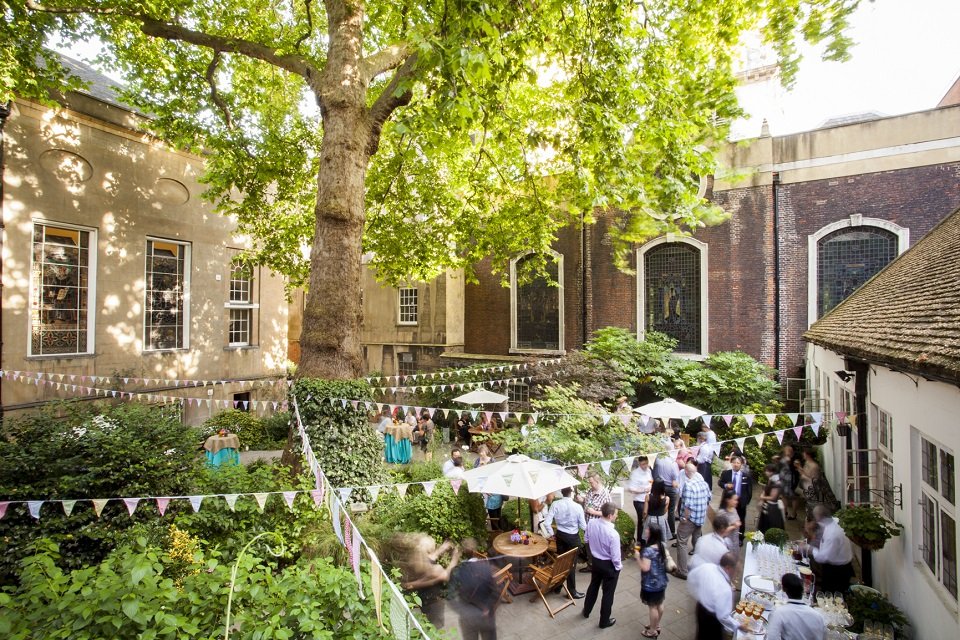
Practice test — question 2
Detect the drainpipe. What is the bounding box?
[772,171,782,383]
[850,358,873,586]
[580,212,591,347]
[0,101,10,422]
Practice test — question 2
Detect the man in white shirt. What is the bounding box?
[690,512,738,570]
[695,425,718,490]
[544,487,587,598]
[765,573,827,640]
[688,552,750,640]
[627,457,653,543]
[805,505,855,593]
[442,448,463,476]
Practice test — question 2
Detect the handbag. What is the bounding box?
[660,542,678,574]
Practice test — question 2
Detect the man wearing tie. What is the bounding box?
[718,455,752,545]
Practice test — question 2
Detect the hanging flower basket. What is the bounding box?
[837,505,902,552]
[836,422,851,437]
[849,535,886,551]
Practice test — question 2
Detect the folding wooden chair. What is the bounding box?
[492,562,513,604]
[528,548,578,618]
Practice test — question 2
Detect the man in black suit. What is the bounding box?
[718,454,752,545]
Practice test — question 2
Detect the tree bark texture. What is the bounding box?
[297,0,370,380]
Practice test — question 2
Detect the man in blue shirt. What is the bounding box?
[675,461,711,579]
[582,502,621,629]
[653,448,681,539]
[544,486,587,598]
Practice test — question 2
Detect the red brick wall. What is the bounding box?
[775,161,960,381]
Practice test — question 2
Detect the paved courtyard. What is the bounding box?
[429,472,812,640]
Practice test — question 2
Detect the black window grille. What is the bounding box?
[817,228,897,317]
[644,243,701,353]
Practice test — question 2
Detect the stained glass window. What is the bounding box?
[644,243,701,353]
[817,228,897,317]
[145,239,189,350]
[515,254,560,351]
[30,224,93,355]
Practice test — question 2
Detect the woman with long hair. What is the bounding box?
[635,523,669,638]
[644,480,671,545]
[757,463,786,533]
[718,490,741,552]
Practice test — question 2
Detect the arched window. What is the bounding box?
[808,216,908,323]
[510,252,563,353]
[637,237,708,355]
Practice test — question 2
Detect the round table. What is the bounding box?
[469,427,502,454]
[383,423,413,463]
[492,531,550,594]
[203,434,240,467]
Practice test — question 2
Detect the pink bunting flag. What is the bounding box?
[722,414,733,427]
[28,501,43,520]
[311,489,324,508]
[577,463,588,478]
[775,430,785,444]
[619,414,632,426]
[123,498,140,516]
[189,496,204,512]
[283,491,298,511]
[0,502,8,519]
[450,479,462,495]
[156,497,170,516]
[92,498,109,517]
[836,411,847,421]
[689,446,701,459]
[792,425,803,440]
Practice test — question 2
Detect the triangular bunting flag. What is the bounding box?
[423,481,436,497]
[369,485,381,503]
[338,488,353,503]
[601,414,612,425]
[27,501,43,520]
[775,430,785,444]
[646,453,658,466]
[722,414,733,427]
[753,433,765,448]
[0,502,7,519]
[622,455,635,469]
[792,425,804,440]
[224,494,240,511]
[311,489,324,508]
[189,495,204,512]
[577,463,588,478]
[370,553,384,628]
[93,498,109,517]
[600,460,612,474]
[156,497,170,516]
[396,483,409,498]
[123,498,140,516]
[62,500,77,516]
[744,414,756,427]
[389,589,410,640]
[331,499,343,544]
[450,479,462,495]
[788,413,800,426]
[734,437,746,452]
[253,493,269,512]
[283,491,298,510]
[764,413,777,426]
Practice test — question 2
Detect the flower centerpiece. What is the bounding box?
[764,527,788,549]
[836,504,903,551]
[745,530,765,550]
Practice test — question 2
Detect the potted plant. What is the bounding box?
[836,504,903,550]
[836,421,852,436]
[764,527,788,549]
[745,530,765,550]
[845,587,909,636]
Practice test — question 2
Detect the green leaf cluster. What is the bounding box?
[0,538,409,639]
[291,378,388,496]
[0,402,203,585]
[836,504,903,549]
[200,409,290,450]
[844,586,909,636]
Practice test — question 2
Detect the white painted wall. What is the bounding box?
[807,343,960,638]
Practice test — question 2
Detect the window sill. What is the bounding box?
[914,560,959,615]
[25,353,96,360]
[397,323,419,327]
[143,348,190,354]
[223,345,259,351]
[509,348,566,356]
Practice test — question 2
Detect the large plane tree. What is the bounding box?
[5,0,860,379]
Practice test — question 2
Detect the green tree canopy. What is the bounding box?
[5,0,860,377]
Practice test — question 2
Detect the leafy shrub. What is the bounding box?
[201,409,288,450]
[845,587,909,635]
[292,378,387,495]
[614,510,635,548]
[260,410,292,445]
[0,538,414,639]
[366,482,487,546]
[0,402,202,585]
[654,351,780,414]
[584,327,676,400]
[763,527,788,548]
[390,460,444,484]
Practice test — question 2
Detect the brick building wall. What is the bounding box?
[776,161,960,381]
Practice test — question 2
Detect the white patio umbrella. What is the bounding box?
[632,397,706,421]
[462,454,579,500]
[453,389,509,405]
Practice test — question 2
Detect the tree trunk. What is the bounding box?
[297,1,370,380]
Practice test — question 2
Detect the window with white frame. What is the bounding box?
[398,287,418,325]
[508,382,530,410]
[30,223,96,356]
[510,252,563,353]
[144,238,190,350]
[916,432,957,600]
[226,258,258,346]
[871,404,895,518]
[637,237,708,355]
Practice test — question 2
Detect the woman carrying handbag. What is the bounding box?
[636,523,670,638]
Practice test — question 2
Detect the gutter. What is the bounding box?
[0,101,10,422]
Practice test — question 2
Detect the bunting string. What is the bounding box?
[362,358,563,386]
[0,369,287,389]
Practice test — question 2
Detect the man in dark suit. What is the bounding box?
[718,454,752,545]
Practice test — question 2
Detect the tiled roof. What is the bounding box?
[49,51,135,111]
[804,207,960,384]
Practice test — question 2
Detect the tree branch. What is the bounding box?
[362,42,413,81]
[25,2,316,80]
[294,0,314,51]
[366,52,419,157]
[205,50,233,128]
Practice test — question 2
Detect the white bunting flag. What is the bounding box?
[734,437,747,452]
[123,498,140,516]
[189,496,204,512]
[764,414,777,426]
[600,460,612,474]
[338,488,353,503]
[753,434,765,448]
[283,491,298,510]
[253,493,269,512]
[423,481,436,497]
[27,501,43,520]
[577,463,588,478]
[744,414,756,427]
[224,494,240,511]
[396,483,409,499]
[369,486,381,503]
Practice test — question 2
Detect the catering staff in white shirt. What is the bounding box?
[765,573,827,640]
[804,505,855,593]
[690,512,739,570]
[688,552,750,640]
[627,456,654,543]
